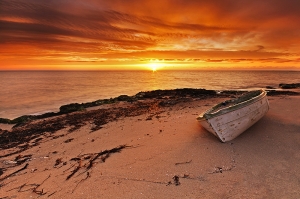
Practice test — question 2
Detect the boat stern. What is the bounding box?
[197,90,270,142]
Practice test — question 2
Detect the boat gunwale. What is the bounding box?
[197,89,267,121]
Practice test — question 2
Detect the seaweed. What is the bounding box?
[66,145,129,180]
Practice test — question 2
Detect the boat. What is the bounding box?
[197,89,269,142]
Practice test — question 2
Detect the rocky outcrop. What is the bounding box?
[266,90,300,96]
[135,88,217,99]
[59,103,85,114]
[279,83,300,89]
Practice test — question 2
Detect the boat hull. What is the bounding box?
[198,90,269,142]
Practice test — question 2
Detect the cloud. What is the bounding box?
[255,45,265,52]
[1,0,300,69]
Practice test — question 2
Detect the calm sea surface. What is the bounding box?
[0,70,299,119]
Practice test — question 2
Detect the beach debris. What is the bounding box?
[68,124,84,133]
[216,167,223,173]
[66,162,81,180]
[174,160,192,166]
[1,157,32,186]
[173,175,180,186]
[166,175,181,186]
[8,174,51,196]
[4,160,17,165]
[52,134,65,139]
[208,166,235,174]
[146,116,152,120]
[90,124,102,132]
[0,163,29,182]
[63,145,129,193]
[31,168,37,173]
[72,171,91,193]
[64,138,74,143]
[54,158,63,167]
[182,174,190,178]
[14,154,32,165]
[0,168,4,176]
[48,190,58,197]
[209,167,223,174]
[66,145,129,180]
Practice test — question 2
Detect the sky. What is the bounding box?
[1,0,300,71]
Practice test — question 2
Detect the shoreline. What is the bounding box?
[0,88,300,198]
[1,70,299,119]
[1,88,299,154]
[1,85,299,126]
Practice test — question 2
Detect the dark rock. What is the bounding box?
[12,115,35,126]
[115,95,133,101]
[279,83,300,89]
[64,138,74,143]
[0,118,12,124]
[59,103,85,114]
[0,113,60,125]
[266,90,300,96]
[135,88,217,99]
[36,112,59,119]
[218,90,246,96]
[174,88,216,97]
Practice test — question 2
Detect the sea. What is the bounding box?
[0,70,299,119]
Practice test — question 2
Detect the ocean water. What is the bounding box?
[0,70,299,119]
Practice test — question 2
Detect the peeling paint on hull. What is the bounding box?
[197,90,269,142]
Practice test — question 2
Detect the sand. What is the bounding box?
[0,94,300,199]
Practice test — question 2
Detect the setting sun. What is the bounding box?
[150,63,158,72]
[146,61,166,71]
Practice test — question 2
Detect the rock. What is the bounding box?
[135,88,217,99]
[115,95,133,101]
[59,103,85,114]
[12,115,35,124]
[266,90,300,96]
[279,83,300,89]
[0,118,12,124]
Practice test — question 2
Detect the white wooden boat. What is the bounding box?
[197,89,269,142]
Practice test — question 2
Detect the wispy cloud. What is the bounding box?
[1,0,300,69]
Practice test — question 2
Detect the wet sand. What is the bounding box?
[0,93,300,199]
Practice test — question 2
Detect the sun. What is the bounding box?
[146,61,165,72]
[150,63,158,72]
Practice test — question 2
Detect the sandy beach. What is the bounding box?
[0,91,300,199]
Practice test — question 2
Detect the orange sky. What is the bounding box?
[1,0,300,70]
